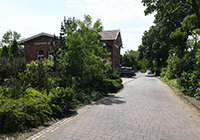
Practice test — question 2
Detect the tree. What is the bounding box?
[138,0,196,75]
[10,39,20,57]
[49,15,112,94]
[142,0,199,21]
[120,50,138,70]
[142,0,200,58]
[1,30,23,58]
[64,15,110,82]
[1,30,21,45]
[1,45,9,57]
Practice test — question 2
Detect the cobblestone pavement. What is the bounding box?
[28,76,200,140]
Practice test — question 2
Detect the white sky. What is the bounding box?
[0,0,155,55]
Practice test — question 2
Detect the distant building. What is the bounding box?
[99,29,122,69]
[20,30,123,69]
[19,32,55,62]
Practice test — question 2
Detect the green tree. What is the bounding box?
[65,15,110,83]
[142,0,200,57]
[2,30,21,45]
[60,15,112,95]
[10,39,20,57]
[1,45,9,57]
[121,50,138,70]
[139,0,196,75]
[142,0,200,22]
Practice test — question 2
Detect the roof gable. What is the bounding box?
[19,32,54,44]
[99,29,120,40]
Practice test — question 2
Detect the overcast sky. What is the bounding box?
[0,0,155,54]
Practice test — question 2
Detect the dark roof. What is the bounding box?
[99,29,120,40]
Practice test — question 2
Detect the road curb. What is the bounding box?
[157,77,200,113]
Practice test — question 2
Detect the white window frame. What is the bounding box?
[37,50,44,60]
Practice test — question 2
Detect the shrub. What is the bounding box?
[0,87,52,133]
[76,92,91,105]
[140,69,146,73]
[195,89,200,100]
[107,70,121,79]
[0,56,26,85]
[48,87,77,117]
[173,58,195,78]
[24,59,57,94]
[165,55,181,79]
[160,67,167,78]
[104,70,122,93]
[177,71,200,97]
[104,78,122,93]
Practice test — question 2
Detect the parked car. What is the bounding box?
[120,70,135,77]
[146,70,152,74]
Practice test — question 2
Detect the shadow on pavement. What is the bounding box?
[97,95,126,106]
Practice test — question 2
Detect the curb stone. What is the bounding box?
[157,77,200,113]
[22,104,95,140]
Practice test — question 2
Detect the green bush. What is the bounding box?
[173,58,195,78]
[107,70,121,79]
[76,92,91,105]
[195,89,200,100]
[104,78,122,93]
[48,87,77,117]
[165,55,181,79]
[25,60,56,94]
[160,67,167,78]
[140,69,146,73]
[0,56,26,84]
[162,56,196,80]
[177,71,199,97]
[162,77,179,90]
[0,87,52,133]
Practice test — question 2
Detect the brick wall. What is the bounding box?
[24,36,54,62]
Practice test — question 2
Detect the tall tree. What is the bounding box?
[10,39,20,57]
[1,30,21,45]
[65,15,109,80]
[121,50,138,69]
[138,0,197,74]
[142,0,200,57]
[142,0,199,21]
[51,15,111,89]
[1,45,9,57]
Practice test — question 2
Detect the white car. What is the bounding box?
[146,70,152,74]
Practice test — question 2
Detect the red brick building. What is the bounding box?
[20,30,122,69]
[99,29,122,69]
[19,32,55,62]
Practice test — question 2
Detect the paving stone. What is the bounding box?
[26,76,200,140]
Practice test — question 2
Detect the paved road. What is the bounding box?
[35,76,200,140]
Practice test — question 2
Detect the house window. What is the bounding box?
[115,44,119,48]
[37,50,44,60]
